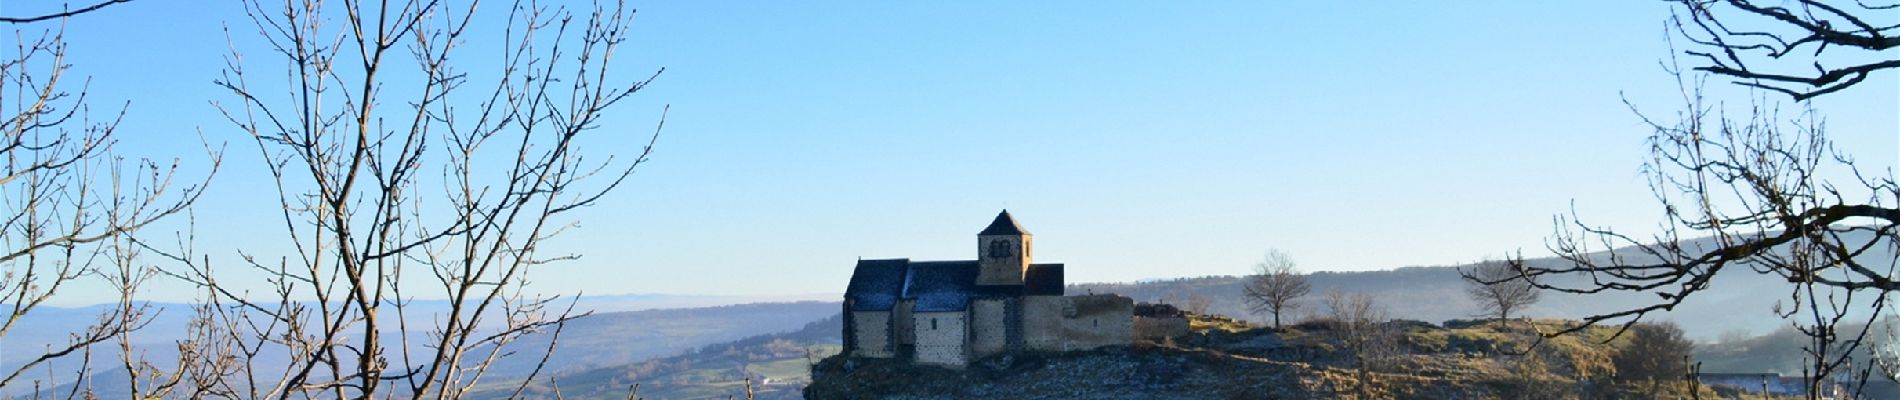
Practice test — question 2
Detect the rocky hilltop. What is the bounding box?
[806,315,1785,399]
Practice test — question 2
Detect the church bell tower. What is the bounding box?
[976,210,1032,286]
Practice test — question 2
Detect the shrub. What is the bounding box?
[1387,319,1439,331]
[1612,322,1694,383]
[1442,318,1489,329]
[1293,318,1340,331]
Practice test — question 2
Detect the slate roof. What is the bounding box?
[978,210,1029,235]
[843,260,1066,312]
[1024,263,1064,295]
[844,259,909,311]
[904,261,983,312]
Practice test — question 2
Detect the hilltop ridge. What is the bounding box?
[807,316,1742,399]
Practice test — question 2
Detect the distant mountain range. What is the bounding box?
[4,295,838,397]
[1082,229,1893,341]
[1074,265,1780,342]
[11,231,1891,396]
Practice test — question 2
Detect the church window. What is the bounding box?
[1093,319,1098,327]
[987,240,1013,258]
[931,318,938,330]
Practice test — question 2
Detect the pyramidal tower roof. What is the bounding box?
[978,209,1030,235]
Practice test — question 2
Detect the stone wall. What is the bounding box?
[1021,294,1133,351]
[970,298,1009,357]
[1021,295,1066,351]
[1059,294,1134,350]
[976,234,1031,286]
[1134,316,1190,340]
[913,311,969,367]
[850,311,893,358]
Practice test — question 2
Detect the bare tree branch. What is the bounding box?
[1670,0,1900,100]
[0,0,136,24]
[1524,75,1895,395]
[0,16,219,394]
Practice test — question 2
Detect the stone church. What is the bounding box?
[842,210,1133,368]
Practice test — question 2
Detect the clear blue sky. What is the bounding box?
[13,1,1896,302]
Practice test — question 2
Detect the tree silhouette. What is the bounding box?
[1461,254,1540,321]
[1243,249,1310,329]
[1670,0,1899,100]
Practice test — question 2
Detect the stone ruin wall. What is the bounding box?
[1021,294,1133,351]
[1021,296,1066,351]
[1134,316,1190,340]
[1059,294,1133,350]
[1132,302,1189,340]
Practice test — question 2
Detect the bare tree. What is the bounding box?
[1243,249,1310,329]
[165,0,665,398]
[1323,290,1396,397]
[1184,292,1212,316]
[1324,291,1394,367]
[1519,80,1890,399]
[1,9,219,397]
[1668,0,1899,100]
[1460,254,1540,321]
[1504,1,1897,397]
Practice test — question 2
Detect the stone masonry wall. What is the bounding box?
[850,311,893,358]
[913,311,969,367]
[1134,316,1190,340]
[1021,294,1134,351]
[1021,295,1066,351]
[970,298,1009,357]
[1059,294,1134,351]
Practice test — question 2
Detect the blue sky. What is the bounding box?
[11,1,1896,302]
